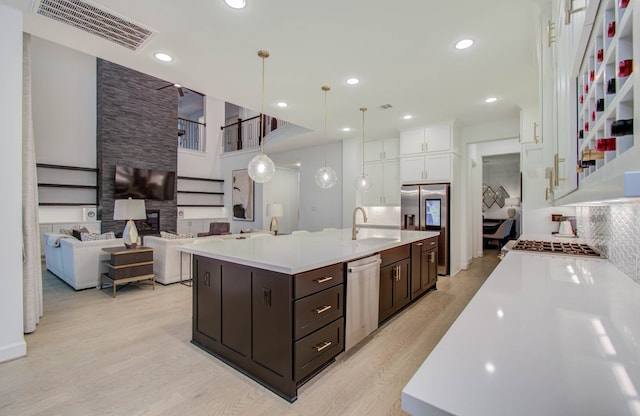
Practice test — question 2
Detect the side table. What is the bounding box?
[101,246,155,298]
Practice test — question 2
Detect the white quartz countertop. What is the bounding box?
[402,251,640,416]
[178,228,438,274]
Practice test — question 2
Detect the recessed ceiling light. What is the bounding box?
[342,127,352,132]
[224,0,246,9]
[154,52,173,62]
[484,96,498,103]
[275,101,288,108]
[345,77,360,85]
[403,114,413,120]
[455,39,474,50]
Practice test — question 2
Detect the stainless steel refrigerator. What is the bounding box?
[400,183,450,275]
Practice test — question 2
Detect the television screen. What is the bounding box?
[425,199,441,227]
[114,166,176,201]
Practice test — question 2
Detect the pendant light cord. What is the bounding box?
[360,107,367,175]
[322,86,330,167]
[258,50,269,155]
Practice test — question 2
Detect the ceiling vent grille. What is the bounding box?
[34,0,154,51]
[378,104,393,110]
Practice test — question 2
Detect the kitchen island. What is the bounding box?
[402,250,640,415]
[179,228,439,402]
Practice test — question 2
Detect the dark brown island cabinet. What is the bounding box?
[191,237,438,401]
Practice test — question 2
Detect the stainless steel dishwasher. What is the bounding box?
[345,254,382,352]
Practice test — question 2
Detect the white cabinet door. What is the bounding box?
[383,137,400,159]
[400,129,425,155]
[364,140,384,162]
[425,154,451,182]
[383,160,401,205]
[425,124,452,153]
[400,156,426,183]
[362,163,385,205]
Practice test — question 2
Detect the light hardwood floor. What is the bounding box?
[0,252,499,416]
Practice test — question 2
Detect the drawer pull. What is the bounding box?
[314,305,332,314]
[313,341,332,352]
[315,276,333,284]
[430,241,436,245]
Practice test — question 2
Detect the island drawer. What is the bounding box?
[294,263,344,299]
[380,245,410,267]
[294,317,344,382]
[294,285,343,340]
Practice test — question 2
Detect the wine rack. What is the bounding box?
[576,0,635,183]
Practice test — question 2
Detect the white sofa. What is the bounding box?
[144,233,246,285]
[43,233,124,290]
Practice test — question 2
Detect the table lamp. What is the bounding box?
[505,197,520,219]
[113,197,147,248]
[266,203,283,235]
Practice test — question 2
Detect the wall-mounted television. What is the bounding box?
[114,165,176,201]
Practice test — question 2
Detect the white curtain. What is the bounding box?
[22,33,43,334]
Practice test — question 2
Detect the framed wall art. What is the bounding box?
[232,169,254,221]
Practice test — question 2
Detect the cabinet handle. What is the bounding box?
[204,272,210,287]
[430,252,436,263]
[564,0,586,25]
[533,122,541,144]
[415,242,423,247]
[314,305,332,314]
[547,20,556,47]
[313,341,332,352]
[554,153,566,188]
[315,276,333,284]
[429,241,436,246]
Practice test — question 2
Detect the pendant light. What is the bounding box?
[315,86,338,189]
[247,50,276,183]
[355,107,371,192]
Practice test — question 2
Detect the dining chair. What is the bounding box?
[483,219,514,249]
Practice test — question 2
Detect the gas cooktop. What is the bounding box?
[511,240,601,257]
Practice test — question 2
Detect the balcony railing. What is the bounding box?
[222,115,289,153]
[178,118,206,152]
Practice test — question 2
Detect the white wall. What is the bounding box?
[263,167,299,234]
[272,142,343,231]
[0,4,27,363]
[31,36,98,223]
[463,120,520,259]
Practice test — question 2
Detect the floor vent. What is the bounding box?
[33,0,154,51]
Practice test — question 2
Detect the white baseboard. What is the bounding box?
[0,340,27,363]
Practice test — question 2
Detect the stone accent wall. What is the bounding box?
[97,59,178,235]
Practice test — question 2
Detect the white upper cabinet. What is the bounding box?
[362,160,400,205]
[400,123,453,156]
[552,0,639,204]
[401,154,451,184]
[364,137,399,162]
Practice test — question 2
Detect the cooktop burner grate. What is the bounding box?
[512,240,600,257]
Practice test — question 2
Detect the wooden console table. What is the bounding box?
[101,246,155,298]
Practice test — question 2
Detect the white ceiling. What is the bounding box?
[4,0,551,152]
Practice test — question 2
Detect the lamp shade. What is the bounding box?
[505,197,520,207]
[113,197,147,220]
[266,203,283,218]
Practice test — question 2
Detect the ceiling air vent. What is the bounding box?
[33,0,154,51]
[378,104,393,110]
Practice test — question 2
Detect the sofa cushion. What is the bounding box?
[80,231,116,241]
[72,227,90,240]
[160,231,193,239]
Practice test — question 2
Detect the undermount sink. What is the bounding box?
[351,237,399,245]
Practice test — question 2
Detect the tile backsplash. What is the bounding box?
[576,203,640,283]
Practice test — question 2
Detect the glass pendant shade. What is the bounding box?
[315,85,337,189]
[315,166,337,189]
[355,174,371,192]
[248,153,275,183]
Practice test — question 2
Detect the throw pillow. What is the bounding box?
[59,228,73,236]
[72,227,90,240]
[80,231,116,241]
[178,232,193,239]
[160,231,178,239]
